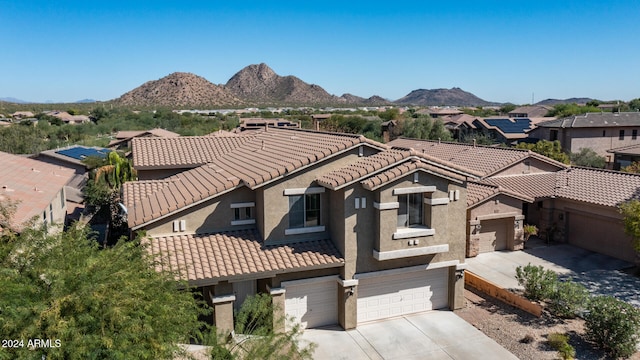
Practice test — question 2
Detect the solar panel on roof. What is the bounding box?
[485,118,531,133]
[56,146,109,160]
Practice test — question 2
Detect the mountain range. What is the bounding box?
[4,64,600,107]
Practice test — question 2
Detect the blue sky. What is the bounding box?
[2,1,639,104]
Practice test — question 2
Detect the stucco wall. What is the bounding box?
[142,186,255,237]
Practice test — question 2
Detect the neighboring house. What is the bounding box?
[123,128,469,333]
[239,118,300,131]
[416,107,463,118]
[108,128,180,150]
[0,151,75,233]
[11,111,34,119]
[472,117,533,143]
[607,143,640,170]
[45,111,91,125]
[389,138,640,263]
[528,112,640,161]
[508,105,553,118]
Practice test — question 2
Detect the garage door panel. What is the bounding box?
[283,277,338,330]
[567,212,635,263]
[479,218,509,253]
[357,267,449,324]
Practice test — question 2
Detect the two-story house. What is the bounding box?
[528,112,640,162]
[122,128,470,333]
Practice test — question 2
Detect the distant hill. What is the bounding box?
[339,93,391,106]
[75,99,97,103]
[113,72,241,107]
[225,63,342,105]
[394,87,495,107]
[0,97,30,104]
[535,98,595,106]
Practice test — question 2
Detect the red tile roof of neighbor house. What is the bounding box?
[115,128,180,139]
[0,152,75,229]
[145,229,344,285]
[481,172,559,200]
[388,138,567,178]
[124,128,385,227]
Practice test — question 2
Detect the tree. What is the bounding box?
[621,161,640,174]
[0,220,207,360]
[584,296,640,358]
[569,148,606,168]
[516,140,570,164]
[619,199,640,253]
[208,293,315,360]
[402,117,452,141]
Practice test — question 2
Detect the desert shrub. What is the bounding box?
[515,263,558,301]
[584,296,640,358]
[548,279,589,318]
[547,332,575,360]
[235,293,274,336]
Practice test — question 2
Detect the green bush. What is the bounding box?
[584,296,640,358]
[515,263,558,301]
[548,279,589,318]
[547,332,575,360]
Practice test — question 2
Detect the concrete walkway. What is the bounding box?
[301,311,517,360]
[465,241,640,306]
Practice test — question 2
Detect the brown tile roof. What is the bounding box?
[125,128,385,227]
[115,128,180,140]
[608,143,640,156]
[132,135,254,169]
[555,167,640,207]
[481,172,558,199]
[466,181,534,207]
[0,152,75,229]
[145,229,344,285]
[362,160,468,191]
[388,138,567,178]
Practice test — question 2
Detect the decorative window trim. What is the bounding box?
[230,202,255,208]
[373,244,449,261]
[393,186,436,195]
[424,197,449,205]
[393,227,435,239]
[284,225,325,235]
[231,219,256,226]
[211,294,236,304]
[373,201,399,210]
[283,187,325,196]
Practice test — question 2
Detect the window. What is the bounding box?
[633,129,638,140]
[619,130,625,140]
[397,193,423,228]
[550,129,558,141]
[602,130,606,137]
[289,194,320,228]
[60,189,65,208]
[234,207,252,221]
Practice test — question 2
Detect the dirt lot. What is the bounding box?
[455,287,640,360]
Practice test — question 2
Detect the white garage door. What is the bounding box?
[357,267,449,324]
[283,276,338,330]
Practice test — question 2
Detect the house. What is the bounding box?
[508,105,553,119]
[108,128,180,150]
[389,138,640,263]
[122,128,469,333]
[11,111,35,119]
[0,152,75,233]
[45,111,91,125]
[239,118,300,132]
[416,107,463,118]
[607,143,640,170]
[528,112,640,161]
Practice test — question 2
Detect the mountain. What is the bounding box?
[113,72,240,107]
[394,87,495,107]
[225,63,342,105]
[535,98,595,106]
[0,97,30,104]
[340,94,391,105]
[75,99,97,103]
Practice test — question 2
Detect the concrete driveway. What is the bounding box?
[301,311,517,360]
[465,241,640,306]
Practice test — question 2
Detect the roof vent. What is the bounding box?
[261,140,265,150]
[473,139,477,148]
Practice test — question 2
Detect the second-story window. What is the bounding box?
[619,130,625,140]
[397,193,423,228]
[234,207,252,221]
[289,194,320,228]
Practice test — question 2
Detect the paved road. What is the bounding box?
[465,242,640,306]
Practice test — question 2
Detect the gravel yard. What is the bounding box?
[455,287,640,360]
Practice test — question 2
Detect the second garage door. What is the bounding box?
[357,267,449,324]
[283,276,338,330]
[478,218,509,253]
